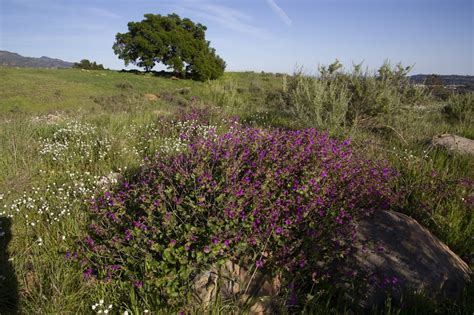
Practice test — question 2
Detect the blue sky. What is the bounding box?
[1,0,472,74]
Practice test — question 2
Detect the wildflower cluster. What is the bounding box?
[39,121,111,164]
[121,122,162,158]
[1,170,112,228]
[91,299,113,314]
[392,147,431,164]
[159,119,218,154]
[120,107,220,158]
[77,125,400,307]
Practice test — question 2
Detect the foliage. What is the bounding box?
[382,144,474,263]
[0,68,472,314]
[113,13,226,80]
[76,119,400,309]
[278,69,350,131]
[206,80,245,109]
[425,74,444,86]
[442,92,474,124]
[425,74,451,100]
[73,59,105,70]
[345,61,428,123]
[270,61,430,130]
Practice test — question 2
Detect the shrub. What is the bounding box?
[73,59,105,70]
[115,82,134,90]
[345,62,428,123]
[75,123,400,309]
[281,70,351,130]
[206,80,244,109]
[271,61,430,130]
[442,93,474,124]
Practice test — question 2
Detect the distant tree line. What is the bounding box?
[73,59,105,70]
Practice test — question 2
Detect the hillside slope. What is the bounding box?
[0,50,74,68]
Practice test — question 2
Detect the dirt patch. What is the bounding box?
[144,93,159,101]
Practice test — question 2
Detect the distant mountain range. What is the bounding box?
[0,50,74,68]
[410,74,474,86]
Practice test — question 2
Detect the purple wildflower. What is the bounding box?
[133,280,143,289]
[83,268,94,279]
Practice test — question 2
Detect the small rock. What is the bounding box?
[431,134,474,156]
[144,93,159,101]
[193,260,280,313]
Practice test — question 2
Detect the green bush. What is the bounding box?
[270,61,430,130]
[73,59,105,70]
[345,62,428,122]
[442,93,474,124]
[206,80,244,109]
[282,70,350,131]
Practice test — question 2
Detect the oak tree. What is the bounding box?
[113,13,226,81]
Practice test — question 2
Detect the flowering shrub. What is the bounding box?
[77,125,400,307]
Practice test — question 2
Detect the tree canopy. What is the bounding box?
[113,13,226,81]
[73,59,105,70]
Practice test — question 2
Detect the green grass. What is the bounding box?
[0,67,472,314]
[0,67,205,113]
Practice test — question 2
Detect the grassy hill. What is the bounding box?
[0,67,472,314]
[0,67,282,113]
[0,67,203,112]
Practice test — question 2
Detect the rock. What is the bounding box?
[194,212,471,311]
[352,210,471,307]
[144,93,159,101]
[193,260,280,314]
[431,134,474,156]
[193,270,218,309]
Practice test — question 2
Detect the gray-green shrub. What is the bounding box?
[442,92,474,124]
[271,61,431,131]
[283,71,350,130]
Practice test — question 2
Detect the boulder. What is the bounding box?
[193,260,280,314]
[353,210,471,306]
[431,134,474,156]
[193,211,471,311]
